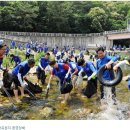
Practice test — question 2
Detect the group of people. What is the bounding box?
[0,39,130,106]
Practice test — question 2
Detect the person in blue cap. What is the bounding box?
[36,53,50,84]
[46,60,72,104]
[96,47,118,104]
[10,54,21,67]
[11,59,35,103]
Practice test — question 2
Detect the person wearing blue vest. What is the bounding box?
[68,62,81,85]
[10,54,21,67]
[47,60,72,104]
[11,59,35,103]
[36,53,50,85]
[43,45,48,53]
[78,59,97,98]
[10,40,16,49]
[53,47,58,55]
[96,47,118,104]
[25,48,31,59]
[5,46,9,57]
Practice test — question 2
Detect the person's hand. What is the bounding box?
[88,76,91,81]
[105,63,111,69]
[21,83,26,88]
[23,77,27,80]
[78,72,81,76]
[113,66,118,72]
[46,84,50,89]
[65,74,69,79]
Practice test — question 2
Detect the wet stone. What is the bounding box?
[39,107,54,118]
[12,111,28,120]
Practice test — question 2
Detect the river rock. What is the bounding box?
[39,107,54,118]
[71,108,92,119]
[12,111,28,120]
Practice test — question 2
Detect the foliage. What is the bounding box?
[0,1,130,33]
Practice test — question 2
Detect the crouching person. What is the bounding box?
[11,59,35,103]
[46,61,73,104]
[77,59,97,98]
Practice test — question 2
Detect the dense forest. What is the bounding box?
[0,1,130,33]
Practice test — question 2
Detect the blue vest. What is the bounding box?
[12,61,30,77]
[83,62,96,77]
[52,63,71,81]
[96,55,117,80]
[54,49,58,55]
[69,62,81,75]
[13,56,21,63]
[37,57,49,70]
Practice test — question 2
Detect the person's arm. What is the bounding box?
[38,59,44,70]
[88,64,97,80]
[17,66,25,87]
[113,60,127,72]
[47,70,54,89]
[63,64,71,78]
[71,64,78,76]
[0,64,5,71]
[72,68,78,76]
[11,57,13,63]
[105,56,118,69]
[78,68,84,76]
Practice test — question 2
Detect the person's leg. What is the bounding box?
[36,69,40,84]
[61,93,70,104]
[111,86,116,104]
[13,89,20,103]
[100,84,104,99]
[72,75,77,89]
[76,76,83,96]
[111,86,116,97]
[41,70,46,84]
[13,76,21,102]
[19,86,25,97]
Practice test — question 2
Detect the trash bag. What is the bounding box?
[60,79,73,94]
[83,79,97,98]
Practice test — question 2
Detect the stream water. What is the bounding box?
[0,64,130,120]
